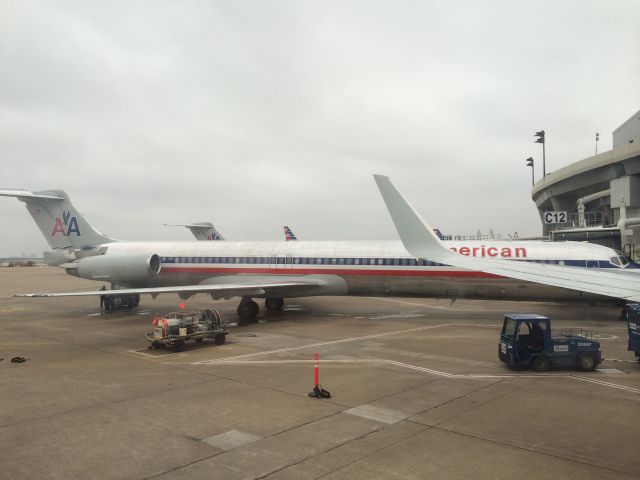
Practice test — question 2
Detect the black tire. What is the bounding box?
[173,340,186,352]
[531,356,551,372]
[265,297,284,311]
[577,353,596,372]
[237,303,253,320]
[249,300,259,318]
[194,338,203,343]
[507,350,520,370]
[215,334,226,345]
[151,341,162,349]
[237,300,259,321]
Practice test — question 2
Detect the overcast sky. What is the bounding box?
[1,0,639,256]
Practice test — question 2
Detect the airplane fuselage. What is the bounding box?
[76,239,635,303]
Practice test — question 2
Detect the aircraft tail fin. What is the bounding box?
[164,222,225,241]
[0,189,116,249]
[284,225,298,241]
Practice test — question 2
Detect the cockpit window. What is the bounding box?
[610,253,630,268]
[614,250,631,267]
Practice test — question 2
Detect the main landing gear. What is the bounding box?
[237,298,259,323]
[265,297,284,311]
[236,297,285,323]
[103,293,140,311]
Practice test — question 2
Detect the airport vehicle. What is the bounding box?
[146,308,227,352]
[498,314,601,371]
[625,304,640,362]
[2,186,640,322]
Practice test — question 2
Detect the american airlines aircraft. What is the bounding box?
[164,222,225,241]
[1,187,637,321]
[284,226,298,241]
[374,175,640,303]
[171,223,297,242]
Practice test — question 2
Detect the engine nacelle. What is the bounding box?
[76,253,161,284]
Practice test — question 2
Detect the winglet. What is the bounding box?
[373,175,451,261]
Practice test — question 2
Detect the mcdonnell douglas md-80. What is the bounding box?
[1,187,638,321]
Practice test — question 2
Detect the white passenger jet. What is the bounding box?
[1,187,637,320]
[168,223,298,242]
[373,175,640,303]
[164,222,225,241]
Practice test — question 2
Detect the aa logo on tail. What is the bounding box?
[51,210,81,237]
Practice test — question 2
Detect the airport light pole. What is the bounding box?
[595,132,599,156]
[526,157,534,186]
[535,130,545,176]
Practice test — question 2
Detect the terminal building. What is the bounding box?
[531,109,640,258]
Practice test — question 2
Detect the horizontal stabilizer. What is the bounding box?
[0,189,65,200]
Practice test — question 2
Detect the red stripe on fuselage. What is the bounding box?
[161,266,501,278]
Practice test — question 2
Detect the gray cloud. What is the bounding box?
[1,0,639,256]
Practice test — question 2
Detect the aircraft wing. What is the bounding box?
[374,174,640,302]
[15,278,324,298]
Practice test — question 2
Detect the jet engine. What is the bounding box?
[76,253,161,284]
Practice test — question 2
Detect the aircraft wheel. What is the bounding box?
[265,297,284,311]
[531,356,551,372]
[577,353,596,372]
[237,301,259,321]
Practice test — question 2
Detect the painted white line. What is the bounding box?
[204,359,381,365]
[383,360,456,378]
[128,349,157,357]
[194,323,499,365]
[572,375,640,394]
[196,356,640,395]
[366,297,510,313]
